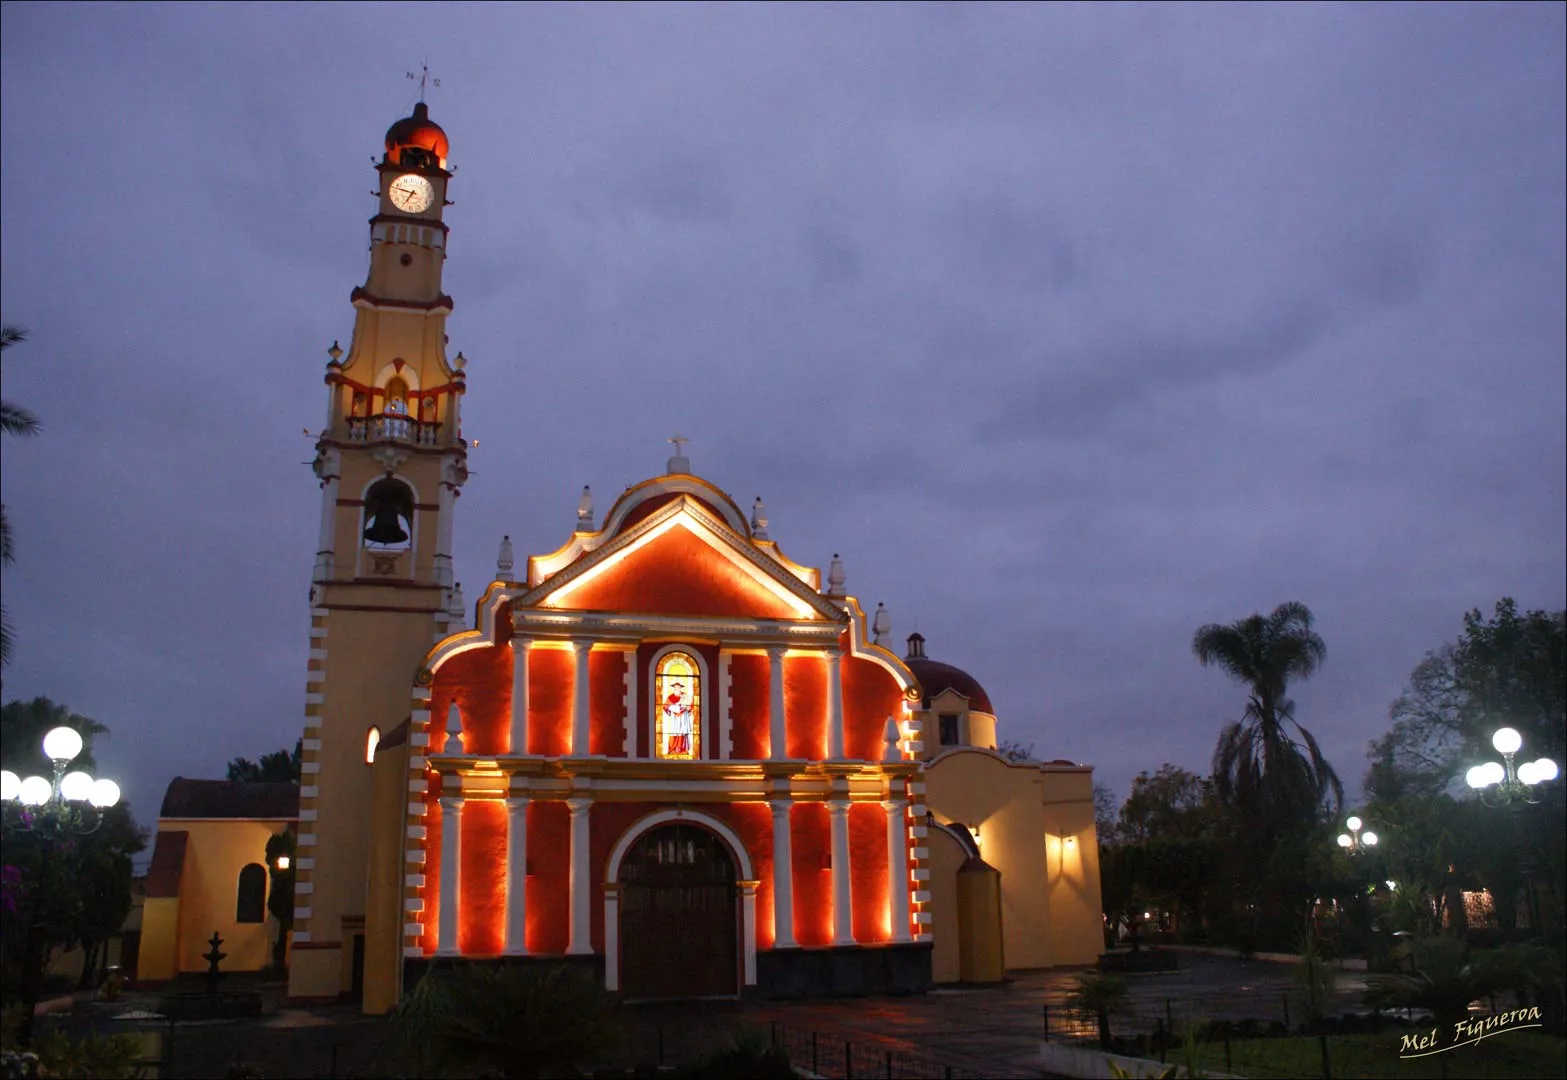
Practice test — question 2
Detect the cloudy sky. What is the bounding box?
[2,3,1562,839]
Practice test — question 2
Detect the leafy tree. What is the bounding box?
[265,830,296,971]
[1,324,41,669]
[1116,766,1214,845]
[995,738,1035,763]
[1099,766,1226,941]
[1093,782,1118,846]
[0,699,144,1038]
[1194,601,1344,832]
[1366,600,1566,938]
[226,739,303,783]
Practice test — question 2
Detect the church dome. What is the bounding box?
[385,102,449,168]
[904,633,994,713]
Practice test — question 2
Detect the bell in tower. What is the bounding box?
[363,478,413,547]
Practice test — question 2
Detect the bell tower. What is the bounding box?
[290,101,469,1003]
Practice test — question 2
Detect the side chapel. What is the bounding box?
[251,102,1102,1011]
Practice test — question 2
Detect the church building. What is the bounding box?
[191,100,1103,1011]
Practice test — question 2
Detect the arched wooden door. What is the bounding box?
[619,824,739,999]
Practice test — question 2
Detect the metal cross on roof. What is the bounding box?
[407,62,441,103]
[667,433,689,455]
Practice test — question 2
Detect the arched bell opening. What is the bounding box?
[363,477,414,553]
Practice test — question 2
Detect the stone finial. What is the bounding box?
[326,340,343,366]
[453,351,467,371]
[750,496,769,540]
[872,601,890,644]
[443,701,465,755]
[827,553,846,596]
[577,486,595,531]
[883,715,902,762]
[448,581,466,623]
[496,535,514,581]
[666,434,691,475]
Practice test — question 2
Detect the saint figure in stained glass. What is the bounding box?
[656,651,701,759]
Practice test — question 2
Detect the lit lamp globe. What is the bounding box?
[1531,759,1559,783]
[1346,816,1363,832]
[0,770,19,802]
[1336,833,1352,848]
[59,771,95,802]
[89,779,121,809]
[42,726,84,764]
[19,776,53,806]
[1361,830,1378,846]
[1492,727,1523,756]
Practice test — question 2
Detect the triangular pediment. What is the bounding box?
[516,496,845,622]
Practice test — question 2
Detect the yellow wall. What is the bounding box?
[926,826,967,983]
[363,737,411,1014]
[140,898,181,982]
[157,818,293,974]
[925,748,1102,972]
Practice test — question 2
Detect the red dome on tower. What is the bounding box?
[385,102,449,169]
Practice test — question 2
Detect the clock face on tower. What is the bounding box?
[388,173,435,213]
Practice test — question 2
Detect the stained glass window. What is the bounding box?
[655,651,701,760]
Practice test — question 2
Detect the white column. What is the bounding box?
[567,797,593,955]
[604,885,621,990]
[828,798,854,945]
[884,798,912,943]
[767,646,787,760]
[437,794,465,956]
[504,796,529,955]
[570,640,593,756]
[718,651,732,760]
[825,650,844,760]
[739,881,759,984]
[509,636,533,756]
[769,799,797,948]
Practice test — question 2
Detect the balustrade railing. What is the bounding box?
[347,414,443,445]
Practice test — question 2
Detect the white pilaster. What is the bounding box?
[884,798,912,943]
[825,650,844,759]
[718,650,732,760]
[567,797,593,954]
[570,641,593,756]
[504,797,529,955]
[509,636,533,756]
[769,799,797,948]
[434,471,457,588]
[437,794,465,956]
[604,885,621,990]
[828,798,854,945]
[767,646,787,760]
[740,880,759,984]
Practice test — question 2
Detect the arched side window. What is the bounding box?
[653,650,703,760]
[366,725,381,765]
[236,863,267,924]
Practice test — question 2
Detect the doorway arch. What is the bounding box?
[605,810,754,998]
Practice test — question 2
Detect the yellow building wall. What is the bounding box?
[1040,768,1104,966]
[925,748,1103,972]
[296,598,438,1001]
[140,898,182,982]
[159,818,293,974]
[363,737,411,1014]
[926,826,968,983]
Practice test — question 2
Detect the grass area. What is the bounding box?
[1188,1031,1567,1079]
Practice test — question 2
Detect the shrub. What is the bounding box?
[1067,971,1130,1049]
[390,962,620,1080]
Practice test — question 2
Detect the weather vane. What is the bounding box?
[668,433,689,456]
[407,61,441,103]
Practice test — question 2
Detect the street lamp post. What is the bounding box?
[1,726,122,1046]
[1465,727,1559,936]
[1337,815,1378,854]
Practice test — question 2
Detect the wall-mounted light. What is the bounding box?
[970,823,983,849]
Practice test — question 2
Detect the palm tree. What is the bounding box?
[1193,601,1344,832]
[1,324,43,668]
